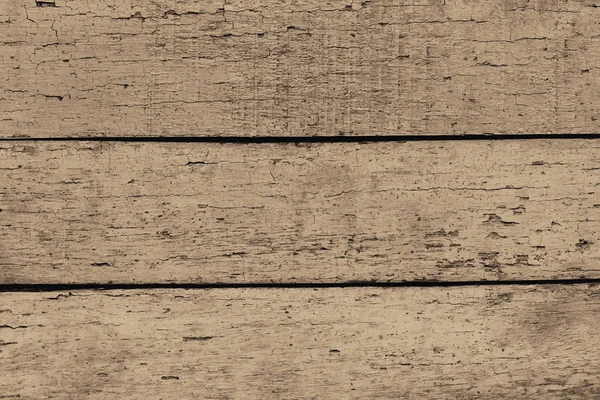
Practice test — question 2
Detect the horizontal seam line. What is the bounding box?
[3,133,600,143]
[1,279,599,292]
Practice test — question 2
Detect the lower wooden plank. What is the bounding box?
[1,285,598,399]
[1,140,600,284]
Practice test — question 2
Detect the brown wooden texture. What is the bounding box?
[3,0,600,397]
[1,285,599,399]
[2,0,600,137]
[1,140,599,284]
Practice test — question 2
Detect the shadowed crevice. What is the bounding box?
[0,278,599,292]
[3,133,600,143]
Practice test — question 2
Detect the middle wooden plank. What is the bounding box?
[1,140,599,284]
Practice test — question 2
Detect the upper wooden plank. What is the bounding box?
[1,0,600,137]
[2,285,599,399]
[1,140,599,284]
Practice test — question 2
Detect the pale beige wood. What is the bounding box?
[1,0,600,137]
[1,285,599,398]
[1,140,600,284]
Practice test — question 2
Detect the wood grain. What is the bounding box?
[1,140,600,284]
[1,285,599,399]
[2,0,600,137]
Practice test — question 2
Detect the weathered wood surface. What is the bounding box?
[2,0,600,137]
[1,140,600,284]
[1,285,599,399]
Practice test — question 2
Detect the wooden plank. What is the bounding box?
[1,140,599,284]
[2,0,600,137]
[1,285,599,398]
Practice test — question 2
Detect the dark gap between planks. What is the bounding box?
[4,133,600,143]
[1,279,599,292]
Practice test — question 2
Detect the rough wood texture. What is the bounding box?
[1,285,599,399]
[2,0,600,137]
[2,140,599,284]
